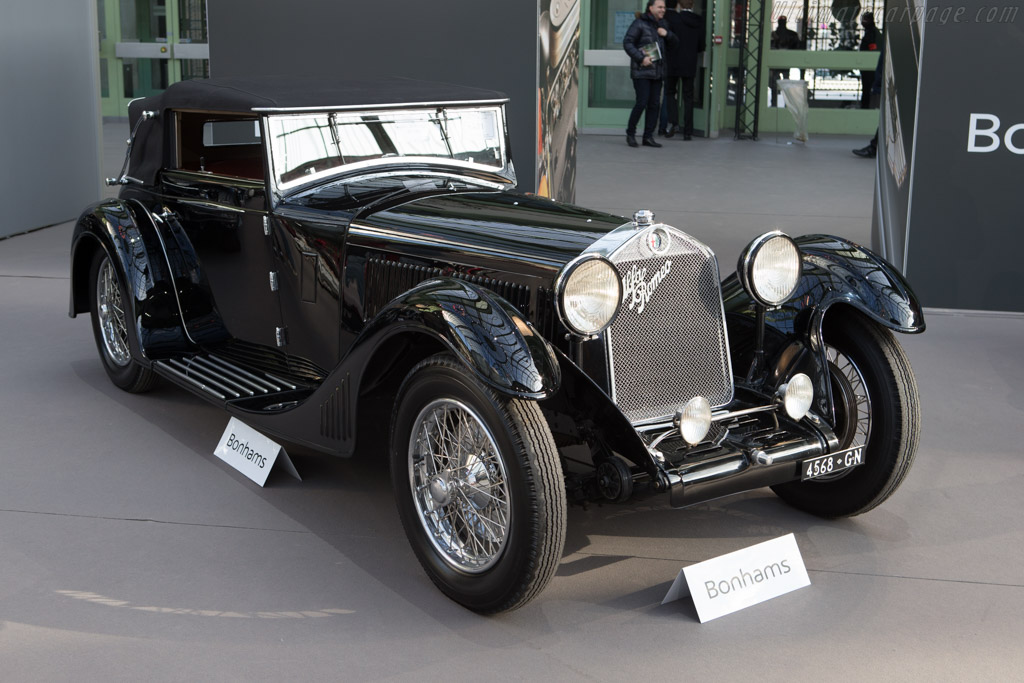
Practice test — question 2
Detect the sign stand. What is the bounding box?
[213,416,301,487]
[662,533,810,622]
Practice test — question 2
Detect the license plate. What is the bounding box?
[801,446,865,481]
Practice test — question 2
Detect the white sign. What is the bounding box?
[213,417,301,487]
[663,534,810,622]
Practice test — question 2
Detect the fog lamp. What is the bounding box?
[678,396,712,445]
[780,373,814,420]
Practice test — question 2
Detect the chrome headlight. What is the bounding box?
[556,255,622,336]
[738,232,801,307]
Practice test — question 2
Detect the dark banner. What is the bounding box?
[903,2,1023,311]
[872,0,923,273]
[537,0,580,204]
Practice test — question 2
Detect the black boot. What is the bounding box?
[642,137,662,148]
[852,144,876,158]
[626,134,639,148]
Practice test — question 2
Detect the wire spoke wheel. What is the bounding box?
[409,398,511,573]
[771,313,920,518]
[812,344,873,483]
[391,354,565,613]
[88,249,156,393]
[96,256,132,367]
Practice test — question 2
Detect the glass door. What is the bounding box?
[99,0,209,117]
[580,0,720,137]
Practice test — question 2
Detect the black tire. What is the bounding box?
[771,312,920,517]
[88,249,157,393]
[390,353,566,613]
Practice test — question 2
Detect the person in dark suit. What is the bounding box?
[661,0,705,140]
[859,11,880,109]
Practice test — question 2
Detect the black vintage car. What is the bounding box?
[71,77,923,613]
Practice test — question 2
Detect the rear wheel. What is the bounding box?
[88,250,157,393]
[771,313,920,517]
[390,354,566,613]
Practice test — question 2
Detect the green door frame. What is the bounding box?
[98,0,207,118]
[579,0,880,137]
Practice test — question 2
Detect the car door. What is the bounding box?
[160,112,284,350]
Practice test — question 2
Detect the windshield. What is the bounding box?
[267,106,508,192]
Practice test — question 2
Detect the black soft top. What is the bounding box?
[124,77,509,185]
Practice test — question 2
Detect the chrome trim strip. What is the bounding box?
[348,224,566,269]
[177,198,247,214]
[261,371,297,391]
[252,98,509,113]
[711,404,778,422]
[189,356,256,396]
[161,358,237,401]
[167,358,242,398]
[207,355,284,392]
[156,362,228,400]
[133,201,198,346]
[276,156,513,195]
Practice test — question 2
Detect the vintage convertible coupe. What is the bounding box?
[70,77,923,613]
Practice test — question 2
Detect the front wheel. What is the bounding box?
[390,354,566,613]
[772,312,920,517]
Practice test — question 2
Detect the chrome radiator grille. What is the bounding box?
[606,226,733,425]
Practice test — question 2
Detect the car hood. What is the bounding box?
[355,191,628,272]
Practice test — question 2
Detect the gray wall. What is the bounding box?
[0,1,102,237]
[206,0,540,194]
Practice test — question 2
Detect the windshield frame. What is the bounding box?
[263,103,515,201]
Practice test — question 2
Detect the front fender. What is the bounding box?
[723,234,926,339]
[722,233,925,423]
[69,200,188,359]
[356,277,561,399]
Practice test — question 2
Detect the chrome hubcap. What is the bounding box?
[408,399,510,573]
[96,257,131,367]
[816,344,872,482]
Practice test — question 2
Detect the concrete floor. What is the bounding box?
[0,125,1021,681]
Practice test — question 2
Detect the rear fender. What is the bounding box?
[69,200,189,359]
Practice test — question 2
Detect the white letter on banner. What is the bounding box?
[1004,123,1024,155]
[967,113,1001,153]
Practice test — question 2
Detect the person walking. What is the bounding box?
[623,0,676,147]
[663,0,705,140]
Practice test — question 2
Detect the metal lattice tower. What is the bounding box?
[733,0,767,140]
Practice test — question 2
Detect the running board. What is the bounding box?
[153,353,300,402]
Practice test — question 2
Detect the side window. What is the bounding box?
[176,112,265,180]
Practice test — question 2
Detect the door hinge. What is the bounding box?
[275,326,288,347]
[269,271,279,292]
[263,215,271,236]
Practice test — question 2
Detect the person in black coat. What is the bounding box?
[623,0,676,147]
[662,0,705,140]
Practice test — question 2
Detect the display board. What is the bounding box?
[207,0,579,202]
[875,1,1023,312]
